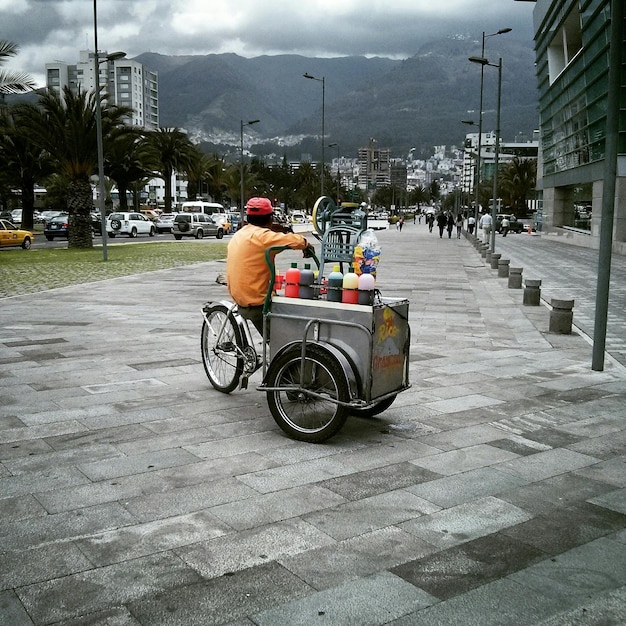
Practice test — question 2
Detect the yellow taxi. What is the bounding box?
[0,219,35,249]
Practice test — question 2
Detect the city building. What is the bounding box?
[518,0,626,253]
[357,142,391,192]
[45,50,159,130]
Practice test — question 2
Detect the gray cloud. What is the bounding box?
[2,0,535,85]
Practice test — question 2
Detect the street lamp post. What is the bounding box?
[469,28,511,226]
[240,119,260,222]
[327,142,340,203]
[470,55,503,254]
[93,0,126,262]
[303,72,325,196]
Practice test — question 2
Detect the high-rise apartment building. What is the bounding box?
[45,50,158,130]
[358,143,391,192]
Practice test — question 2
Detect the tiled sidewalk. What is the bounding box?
[1,224,624,625]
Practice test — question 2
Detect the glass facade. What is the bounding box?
[535,0,625,177]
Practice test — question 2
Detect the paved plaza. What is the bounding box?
[1,223,625,625]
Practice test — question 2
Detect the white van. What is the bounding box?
[180,201,232,234]
[180,201,225,216]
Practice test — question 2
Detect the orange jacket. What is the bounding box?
[226,224,309,307]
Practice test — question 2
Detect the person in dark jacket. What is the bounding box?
[446,212,455,238]
[436,212,447,238]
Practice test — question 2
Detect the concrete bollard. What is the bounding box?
[486,250,492,264]
[549,298,575,334]
[490,253,501,270]
[498,258,510,278]
[523,279,542,305]
[508,267,523,289]
[480,244,489,258]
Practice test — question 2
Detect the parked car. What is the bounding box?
[10,209,22,224]
[228,211,243,232]
[155,213,177,233]
[43,214,69,240]
[106,212,156,238]
[171,213,224,239]
[0,219,34,249]
[211,213,232,234]
[495,214,525,234]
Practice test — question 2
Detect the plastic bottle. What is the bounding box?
[299,263,315,299]
[327,265,343,302]
[285,263,300,298]
[341,267,359,304]
[358,273,376,305]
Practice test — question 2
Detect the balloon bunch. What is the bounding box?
[353,229,381,278]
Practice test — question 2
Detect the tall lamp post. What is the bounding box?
[470,55,503,254]
[327,142,340,203]
[469,28,511,225]
[303,72,326,196]
[239,118,260,222]
[93,1,125,261]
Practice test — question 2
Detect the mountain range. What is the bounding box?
[136,34,539,161]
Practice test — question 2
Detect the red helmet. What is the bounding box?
[246,197,274,216]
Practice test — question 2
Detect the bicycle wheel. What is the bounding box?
[201,304,244,393]
[266,344,349,443]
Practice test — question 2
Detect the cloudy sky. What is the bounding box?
[3,0,535,87]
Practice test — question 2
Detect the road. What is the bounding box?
[490,231,626,368]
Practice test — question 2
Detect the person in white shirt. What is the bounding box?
[479,212,492,243]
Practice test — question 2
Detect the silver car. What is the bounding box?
[171,213,224,239]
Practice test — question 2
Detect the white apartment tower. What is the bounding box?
[45,50,158,130]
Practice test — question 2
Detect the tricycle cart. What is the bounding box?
[201,197,411,442]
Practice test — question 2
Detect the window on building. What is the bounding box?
[547,4,583,83]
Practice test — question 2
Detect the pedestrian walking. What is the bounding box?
[456,213,463,238]
[501,215,510,237]
[468,215,476,235]
[426,212,434,233]
[436,211,447,238]
[446,211,454,238]
[398,216,405,231]
[479,212,492,243]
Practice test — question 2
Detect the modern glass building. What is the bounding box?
[519,0,626,252]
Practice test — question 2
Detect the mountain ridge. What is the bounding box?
[136,35,539,159]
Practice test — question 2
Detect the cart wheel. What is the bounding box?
[201,304,243,393]
[266,344,349,442]
[312,196,336,235]
[350,395,397,418]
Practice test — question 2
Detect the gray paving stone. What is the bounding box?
[589,488,626,514]
[17,552,202,624]
[574,456,626,487]
[495,448,601,481]
[209,484,346,530]
[252,571,437,625]
[128,561,313,626]
[175,518,336,580]
[279,526,437,590]
[303,489,440,541]
[409,443,521,476]
[406,466,528,508]
[508,536,626,601]
[400,496,533,549]
[1,541,92,590]
[386,578,574,626]
[0,589,35,626]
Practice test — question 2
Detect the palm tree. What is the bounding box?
[16,86,131,247]
[0,40,35,99]
[105,129,152,211]
[0,104,53,229]
[185,147,212,201]
[500,157,537,213]
[144,128,195,212]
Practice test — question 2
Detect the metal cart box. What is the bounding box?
[268,296,409,402]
